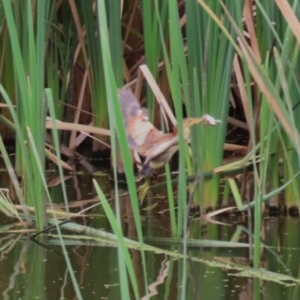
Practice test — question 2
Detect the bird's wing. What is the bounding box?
[118,88,163,153]
[140,132,178,159]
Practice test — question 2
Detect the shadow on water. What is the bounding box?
[0,162,300,299]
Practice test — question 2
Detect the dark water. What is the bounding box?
[1,217,300,299]
[0,169,300,299]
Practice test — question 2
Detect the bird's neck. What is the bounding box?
[172,125,190,140]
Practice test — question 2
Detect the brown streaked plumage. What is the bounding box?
[118,88,220,175]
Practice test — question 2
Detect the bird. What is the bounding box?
[118,88,220,200]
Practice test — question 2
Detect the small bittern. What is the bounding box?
[118,88,220,199]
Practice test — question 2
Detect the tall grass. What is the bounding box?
[79,0,109,150]
[0,1,299,209]
[2,1,300,297]
[96,0,149,296]
[186,1,238,208]
[1,0,55,229]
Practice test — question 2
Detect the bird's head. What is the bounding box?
[175,116,221,140]
[183,115,221,127]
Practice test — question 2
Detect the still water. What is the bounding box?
[1,216,300,299]
[0,171,300,299]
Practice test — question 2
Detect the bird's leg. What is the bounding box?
[137,176,150,203]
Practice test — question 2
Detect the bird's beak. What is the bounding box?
[202,114,221,125]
